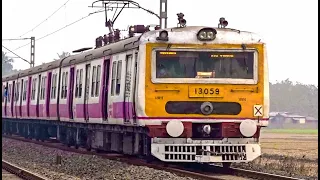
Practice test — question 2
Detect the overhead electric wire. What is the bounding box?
[2,38,31,41]
[18,0,72,38]
[2,45,30,64]
[13,10,104,51]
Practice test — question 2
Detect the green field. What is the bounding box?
[262,128,318,135]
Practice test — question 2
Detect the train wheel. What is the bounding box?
[222,162,232,168]
[86,146,92,151]
[146,154,157,163]
[85,130,92,151]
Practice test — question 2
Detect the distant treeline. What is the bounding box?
[270,79,318,119]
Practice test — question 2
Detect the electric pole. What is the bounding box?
[159,0,168,29]
[2,36,35,68]
[30,37,35,68]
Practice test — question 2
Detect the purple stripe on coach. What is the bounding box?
[112,102,134,119]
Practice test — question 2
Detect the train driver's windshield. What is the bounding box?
[156,51,254,79]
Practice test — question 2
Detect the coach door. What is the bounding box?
[69,67,75,119]
[11,81,15,117]
[19,79,23,117]
[123,55,131,123]
[132,53,138,124]
[124,54,137,124]
[14,80,21,118]
[84,64,91,121]
[13,82,18,118]
[46,73,52,117]
[102,59,110,121]
[36,74,41,117]
[3,83,7,117]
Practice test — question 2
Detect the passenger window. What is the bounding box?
[42,77,45,100]
[79,69,83,98]
[75,70,79,98]
[31,80,34,100]
[51,75,55,99]
[32,80,34,100]
[43,76,46,100]
[23,80,27,101]
[61,72,65,99]
[8,85,11,103]
[91,66,96,97]
[116,61,122,95]
[16,83,20,102]
[40,77,44,100]
[65,72,68,99]
[13,84,16,102]
[111,62,117,96]
[95,65,101,96]
[40,78,42,100]
[31,78,37,100]
[53,74,57,99]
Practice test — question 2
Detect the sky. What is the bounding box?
[2,0,318,85]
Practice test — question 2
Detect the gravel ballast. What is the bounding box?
[2,138,198,180]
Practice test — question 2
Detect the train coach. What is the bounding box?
[2,18,269,167]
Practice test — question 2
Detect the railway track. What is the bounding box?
[2,168,23,180]
[2,160,47,180]
[2,134,304,180]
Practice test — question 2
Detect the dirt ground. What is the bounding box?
[236,132,318,179]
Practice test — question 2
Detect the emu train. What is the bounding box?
[2,18,269,167]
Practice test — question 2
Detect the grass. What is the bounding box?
[253,155,318,178]
[262,128,318,135]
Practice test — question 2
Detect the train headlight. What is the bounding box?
[166,121,184,137]
[197,28,217,41]
[239,120,257,137]
[156,30,169,41]
[206,31,214,39]
[198,31,207,39]
[203,125,212,134]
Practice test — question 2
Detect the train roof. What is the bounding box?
[2,36,141,81]
[2,26,263,82]
[140,26,263,45]
[60,35,140,68]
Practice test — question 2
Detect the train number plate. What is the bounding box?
[188,87,222,98]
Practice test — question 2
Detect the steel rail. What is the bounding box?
[2,160,47,180]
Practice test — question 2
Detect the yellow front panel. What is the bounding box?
[145,43,265,119]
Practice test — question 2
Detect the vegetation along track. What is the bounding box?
[2,160,47,180]
[2,135,304,180]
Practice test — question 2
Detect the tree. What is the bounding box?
[54,51,70,61]
[270,79,318,119]
[2,51,17,76]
